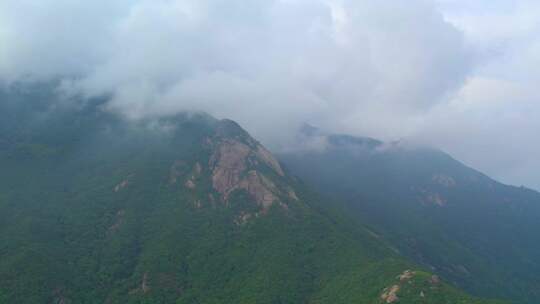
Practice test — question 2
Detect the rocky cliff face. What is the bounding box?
[206,120,296,214]
[166,119,297,222]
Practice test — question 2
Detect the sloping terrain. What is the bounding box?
[279,126,540,303]
[0,87,503,303]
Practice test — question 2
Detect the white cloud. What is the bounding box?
[413,76,540,188]
[1,0,539,189]
[0,0,470,121]
[410,0,540,190]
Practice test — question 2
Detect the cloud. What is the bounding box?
[1,0,539,190]
[411,76,540,189]
[409,0,540,190]
[0,0,471,141]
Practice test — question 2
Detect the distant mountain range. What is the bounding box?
[279,124,540,304]
[0,84,522,303]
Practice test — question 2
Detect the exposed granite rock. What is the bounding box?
[426,193,446,206]
[107,209,125,235]
[417,188,447,206]
[255,144,285,176]
[234,212,254,226]
[141,272,150,294]
[185,162,203,189]
[287,187,299,200]
[129,272,150,295]
[209,139,251,197]
[238,171,278,209]
[114,175,133,192]
[397,270,415,281]
[381,270,421,303]
[381,285,400,303]
[185,179,196,189]
[208,136,294,211]
[432,174,456,187]
[429,275,441,285]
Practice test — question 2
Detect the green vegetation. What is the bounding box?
[280,131,540,304]
[0,86,503,303]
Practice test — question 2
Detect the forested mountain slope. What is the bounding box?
[0,87,504,303]
[279,126,540,304]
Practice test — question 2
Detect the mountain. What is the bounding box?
[0,86,504,303]
[279,125,540,304]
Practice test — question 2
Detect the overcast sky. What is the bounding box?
[0,0,539,190]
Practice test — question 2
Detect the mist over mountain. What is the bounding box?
[0,87,509,303]
[1,0,540,190]
[1,1,540,303]
[279,125,540,303]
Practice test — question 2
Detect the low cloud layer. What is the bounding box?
[417,0,540,189]
[0,0,539,190]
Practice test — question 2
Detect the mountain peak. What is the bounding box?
[0,98,505,303]
[166,116,295,221]
[206,121,294,217]
[299,123,322,137]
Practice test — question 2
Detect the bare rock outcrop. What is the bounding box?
[432,174,456,187]
[208,137,295,212]
[184,162,203,189]
[381,270,419,303]
[381,285,400,303]
[429,275,440,285]
[209,139,251,197]
[114,179,129,192]
[255,145,285,176]
[397,270,415,281]
[239,171,278,209]
[141,272,150,294]
[107,209,125,235]
[130,272,150,295]
[418,188,447,206]
[426,193,446,206]
[234,212,254,226]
